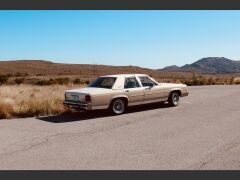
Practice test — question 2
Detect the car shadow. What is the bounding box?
[37,102,171,123]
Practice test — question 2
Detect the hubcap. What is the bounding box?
[172,93,179,105]
[113,100,125,114]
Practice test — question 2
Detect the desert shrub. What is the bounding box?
[229,77,234,85]
[35,78,70,86]
[36,73,44,76]
[14,72,28,77]
[0,102,14,119]
[15,72,23,77]
[55,78,70,85]
[48,79,59,85]
[14,78,25,85]
[0,75,8,85]
[234,79,240,84]
[35,80,51,86]
[0,85,73,119]
[207,77,214,85]
[197,77,207,85]
[6,73,14,77]
[181,79,194,86]
[73,78,82,84]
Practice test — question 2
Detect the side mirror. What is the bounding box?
[149,82,155,88]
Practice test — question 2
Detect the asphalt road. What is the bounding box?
[0,85,240,170]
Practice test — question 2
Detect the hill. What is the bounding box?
[0,60,192,81]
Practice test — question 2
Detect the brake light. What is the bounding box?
[85,95,91,102]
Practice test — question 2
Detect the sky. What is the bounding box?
[0,10,240,69]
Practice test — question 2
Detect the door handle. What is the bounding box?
[125,90,130,92]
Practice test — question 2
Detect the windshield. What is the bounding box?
[88,77,116,89]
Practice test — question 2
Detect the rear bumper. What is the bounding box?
[63,100,92,110]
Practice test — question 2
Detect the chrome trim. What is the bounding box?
[143,98,167,104]
[91,105,109,110]
[128,101,143,106]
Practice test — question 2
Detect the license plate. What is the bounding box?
[71,95,79,101]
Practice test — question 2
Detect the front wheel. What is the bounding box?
[168,92,180,106]
[110,99,126,115]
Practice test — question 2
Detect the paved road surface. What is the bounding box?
[0,85,240,170]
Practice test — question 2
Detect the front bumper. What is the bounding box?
[63,100,92,110]
[181,91,189,97]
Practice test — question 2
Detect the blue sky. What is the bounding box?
[0,10,240,69]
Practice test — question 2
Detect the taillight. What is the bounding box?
[85,95,91,102]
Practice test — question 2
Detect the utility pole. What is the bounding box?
[92,62,98,76]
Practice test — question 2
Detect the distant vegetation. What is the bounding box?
[0,71,240,86]
[0,59,239,86]
[175,73,240,86]
[0,74,91,86]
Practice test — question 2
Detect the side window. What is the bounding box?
[139,76,156,87]
[124,77,140,89]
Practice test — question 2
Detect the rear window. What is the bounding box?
[124,77,140,89]
[88,77,116,89]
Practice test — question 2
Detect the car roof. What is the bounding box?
[100,74,148,78]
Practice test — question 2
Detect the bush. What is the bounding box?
[14,72,28,77]
[235,79,240,84]
[55,78,70,85]
[0,75,8,85]
[73,78,82,84]
[0,85,67,119]
[35,78,70,86]
[85,80,90,85]
[36,73,44,76]
[35,80,51,86]
[14,78,25,85]
[6,73,14,77]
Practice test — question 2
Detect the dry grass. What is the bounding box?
[0,84,84,119]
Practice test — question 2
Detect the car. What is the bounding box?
[63,74,189,115]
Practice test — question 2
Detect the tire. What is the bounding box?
[168,92,180,106]
[110,99,126,115]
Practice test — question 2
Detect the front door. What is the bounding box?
[138,76,165,103]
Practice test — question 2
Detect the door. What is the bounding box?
[138,76,165,103]
[124,76,145,105]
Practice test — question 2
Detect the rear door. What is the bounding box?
[124,76,145,105]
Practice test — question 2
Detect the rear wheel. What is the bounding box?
[110,99,126,115]
[168,92,180,106]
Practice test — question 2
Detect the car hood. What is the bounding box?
[65,87,113,95]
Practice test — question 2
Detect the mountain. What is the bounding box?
[161,65,180,71]
[162,57,240,74]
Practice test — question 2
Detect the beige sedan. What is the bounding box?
[64,74,189,115]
